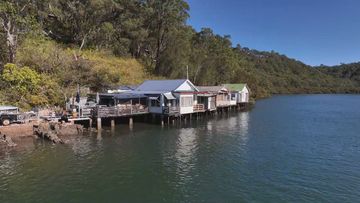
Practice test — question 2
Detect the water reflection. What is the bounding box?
[238,112,250,137]
[174,128,198,180]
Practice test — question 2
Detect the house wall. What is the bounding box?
[175,81,195,92]
[216,93,231,106]
[239,87,250,103]
[176,94,194,114]
[208,97,216,110]
[148,94,164,114]
[230,93,237,105]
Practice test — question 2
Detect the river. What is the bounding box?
[1,95,360,202]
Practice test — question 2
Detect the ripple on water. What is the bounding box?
[1,95,360,202]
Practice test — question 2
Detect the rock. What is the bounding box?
[34,121,83,144]
[0,133,17,147]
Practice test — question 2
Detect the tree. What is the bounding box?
[0,0,36,63]
[144,0,190,74]
[1,63,62,109]
[42,0,116,51]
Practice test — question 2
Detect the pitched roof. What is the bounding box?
[118,85,138,90]
[197,86,228,93]
[135,79,198,92]
[222,84,247,92]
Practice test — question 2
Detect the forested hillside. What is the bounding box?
[318,63,360,84]
[0,0,359,109]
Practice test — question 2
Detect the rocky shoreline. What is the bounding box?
[0,121,86,150]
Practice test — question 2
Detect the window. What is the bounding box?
[150,99,160,107]
[181,97,193,107]
[231,93,236,101]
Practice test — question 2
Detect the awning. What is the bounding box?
[149,96,159,100]
[197,93,216,97]
[113,93,147,100]
[163,92,176,100]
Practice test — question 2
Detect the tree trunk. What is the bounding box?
[3,19,17,63]
[7,33,16,63]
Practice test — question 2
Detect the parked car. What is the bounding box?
[0,106,23,126]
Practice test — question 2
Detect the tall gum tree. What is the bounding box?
[0,0,35,63]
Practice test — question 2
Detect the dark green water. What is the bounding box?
[1,95,360,202]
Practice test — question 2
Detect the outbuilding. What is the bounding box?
[222,84,250,103]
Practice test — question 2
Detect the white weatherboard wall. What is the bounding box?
[208,97,216,110]
[239,87,249,103]
[179,94,194,114]
[236,92,242,103]
[230,93,237,105]
[175,81,195,92]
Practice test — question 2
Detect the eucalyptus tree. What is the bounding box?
[41,0,117,51]
[0,0,37,63]
[143,0,190,74]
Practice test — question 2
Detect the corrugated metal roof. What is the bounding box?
[113,93,147,99]
[197,86,228,93]
[222,84,247,92]
[134,79,194,92]
[118,85,138,90]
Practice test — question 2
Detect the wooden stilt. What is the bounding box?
[129,117,133,129]
[111,119,115,128]
[89,119,93,128]
[97,117,102,130]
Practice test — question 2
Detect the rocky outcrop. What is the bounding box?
[34,122,84,144]
[0,132,17,147]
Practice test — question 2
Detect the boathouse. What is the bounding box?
[223,84,250,103]
[197,86,232,107]
[196,92,216,111]
[133,79,201,115]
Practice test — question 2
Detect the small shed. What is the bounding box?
[197,86,232,107]
[196,93,216,111]
[223,84,250,103]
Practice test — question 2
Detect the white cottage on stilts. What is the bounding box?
[133,79,200,116]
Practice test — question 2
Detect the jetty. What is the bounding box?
[0,79,252,148]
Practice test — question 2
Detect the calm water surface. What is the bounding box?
[1,95,360,202]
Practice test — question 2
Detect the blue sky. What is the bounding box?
[187,0,360,66]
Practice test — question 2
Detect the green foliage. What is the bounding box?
[318,63,360,84]
[15,36,156,93]
[0,0,42,63]
[0,63,62,110]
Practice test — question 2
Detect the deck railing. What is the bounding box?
[193,104,205,112]
[96,105,149,118]
[216,100,231,107]
[163,106,180,114]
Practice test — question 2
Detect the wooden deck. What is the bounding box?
[96,105,149,118]
[163,106,180,115]
[216,101,232,107]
